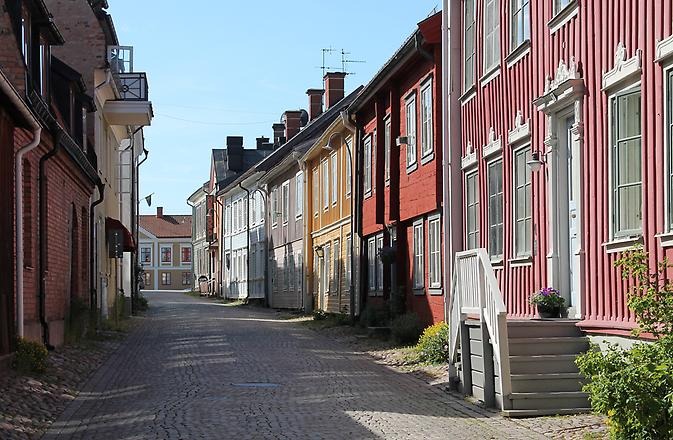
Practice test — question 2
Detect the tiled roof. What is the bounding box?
[139,214,192,238]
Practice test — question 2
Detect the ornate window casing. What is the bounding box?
[656,30,673,247]
[461,141,477,170]
[602,42,642,92]
[465,171,480,250]
[483,127,503,159]
[508,110,533,265]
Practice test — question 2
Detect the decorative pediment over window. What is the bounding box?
[602,43,642,91]
[482,127,502,159]
[507,110,530,145]
[534,56,585,113]
[656,34,673,64]
[461,141,477,169]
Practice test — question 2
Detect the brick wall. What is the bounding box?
[0,6,26,95]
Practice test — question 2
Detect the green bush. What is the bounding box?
[360,304,390,327]
[391,312,422,345]
[12,338,48,374]
[416,321,450,364]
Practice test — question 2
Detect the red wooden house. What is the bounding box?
[349,12,443,328]
[444,0,673,414]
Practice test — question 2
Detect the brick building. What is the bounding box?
[349,12,444,327]
[139,207,193,291]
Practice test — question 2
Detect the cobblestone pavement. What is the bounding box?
[43,292,555,440]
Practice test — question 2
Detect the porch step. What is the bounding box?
[507,319,582,338]
[501,407,592,418]
[508,337,590,356]
[510,372,585,393]
[507,391,589,411]
[509,354,580,374]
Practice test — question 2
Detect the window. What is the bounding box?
[20,8,31,66]
[333,239,340,293]
[160,245,172,264]
[611,87,642,237]
[466,172,480,249]
[271,188,278,227]
[182,272,191,286]
[384,118,391,183]
[323,159,329,209]
[367,237,376,292]
[429,216,441,288]
[346,138,352,196]
[513,147,532,257]
[413,221,424,289]
[142,272,151,288]
[181,246,192,264]
[140,246,152,265]
[296,253,303,293]
[668,70,673,230]
[376,235,384,291]
[331,153,338,205]
[251,194,257,224]
[421,80,434,158]
[161,272,171,286]
[511,0,530,49]
[324,242,331,294]
[483,0,501,72]
[406,96,417,167]
[487,160,504,259]
[312,167,319,216]
[464,0,476,90]
[554,0,572,13]
[39,37,49,97]
[226,204,231,235]
[346,235,352,290]
[282,182,289,224]
[364,136,372,195]
[296,172,303,218]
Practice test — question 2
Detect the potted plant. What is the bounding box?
[530,287,565,318]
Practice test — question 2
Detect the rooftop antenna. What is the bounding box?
[340,49,366,76]
[317,48,366,82]
[319,47,338,78]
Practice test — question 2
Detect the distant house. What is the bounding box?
[187,181,209,291]
[138,207,192,291]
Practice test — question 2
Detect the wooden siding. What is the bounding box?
[460,0,673,332]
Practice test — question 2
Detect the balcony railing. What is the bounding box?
[114,72,149,101]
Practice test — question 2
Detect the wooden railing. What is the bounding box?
[448,248,512,404]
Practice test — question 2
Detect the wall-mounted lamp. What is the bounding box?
[314,246,324,258]
[396,136,409,146]
[323,132,342,152]
[527,151,546,172]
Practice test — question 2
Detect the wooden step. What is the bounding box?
[508,391,589,411]
[507,319,582,338]
[510,372,585,393]
[508,336,589,356]
[509,354,580,374]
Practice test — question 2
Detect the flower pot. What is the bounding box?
[536,304,561,319]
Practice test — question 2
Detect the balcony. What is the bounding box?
[103,46,153,127]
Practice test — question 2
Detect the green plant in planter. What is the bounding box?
[12,338,49,374]
[530,287,565,317]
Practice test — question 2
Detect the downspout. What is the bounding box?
[89,179,104,320]
[39,128,63,349]
[341,110,357,322]
[238,182,251,301]
[15,127,42,340]
[123,127,142,314]
[135,147,148,294]
[442,0,451,324]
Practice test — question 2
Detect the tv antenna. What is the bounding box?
[339,49,365,75]
[317,47,366,80]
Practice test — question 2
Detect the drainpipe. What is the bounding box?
[89,179,104,321]
[135,148,148,290]
[15,128,42,339]
[238,182,251,301]
[124,127,142,314]
[341,110,358,322]
[38,129,63,349]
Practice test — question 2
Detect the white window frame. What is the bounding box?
[271,187,278,228]
[296,171,303,218]
[511,0,530,50]
[487,159,504,261]
[512,145,533,258]
[324,242,331,295]
[412,220,424,290]
[405,95,418,169]
[428,215,442,289]
[282,181,290,225]
[331,152,338,205]
[333,238,340,294]
[345,137,352,197]
[376,234,384,293]
[161,272,171,286]
[465,171,480,249]
[140,246,152,266]
[609,85,642,240]
[483,0,501,73]
[312,167,319,217]
[364,135,373,196]
[384,117,391,184]
[180,245,192,265]
[420,78,434,160]
[322,159,329,210]
[160,245,172,265]
[667,67,673,236]
[346,235,352,291]
[464,0,476,91]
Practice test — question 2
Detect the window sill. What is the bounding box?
[420,151,435,166]
[413,287,425,296]
[364,191,373,200]
[548,0,579,35]
[480,65,500,87]
[655,33,673,63]
[656,232,673,248]
[406,162,418,174]
[460,85,476,105]
[490,258,504,269]
[429,287,443,296]
[602,235,643,254]
[509,255,533,267]
[506,40,531,69]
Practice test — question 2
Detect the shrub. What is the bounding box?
[133,293,149,313]
[313,309,327,321]
[391,312,422,345]
[12,338,48,374]
[360,304,390,327]
[416,321,450,364]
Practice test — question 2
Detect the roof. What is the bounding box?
[212,148,271,186]
[139,214,192,238]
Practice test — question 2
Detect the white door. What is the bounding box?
[564,115,581,311]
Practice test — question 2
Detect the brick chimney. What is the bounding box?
[156,207,163,218]
[324,72,346,109]
[272,123,285,146]
[226,136,244,171]
[283,110,303,141]
[256,136,273,151]
[306,89,324,121]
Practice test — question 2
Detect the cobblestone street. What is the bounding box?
[39,291,558,440]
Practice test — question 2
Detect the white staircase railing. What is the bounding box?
[448,248,512,406]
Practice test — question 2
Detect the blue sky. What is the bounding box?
[106,1,442,215]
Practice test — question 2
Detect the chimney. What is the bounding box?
[156,207,163,218]
[306,88,324,121]
[272,123,285,146]
[324,72,346,109]
[256,136,273,151]
[226,136,244,171]
[283,110,303,141]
